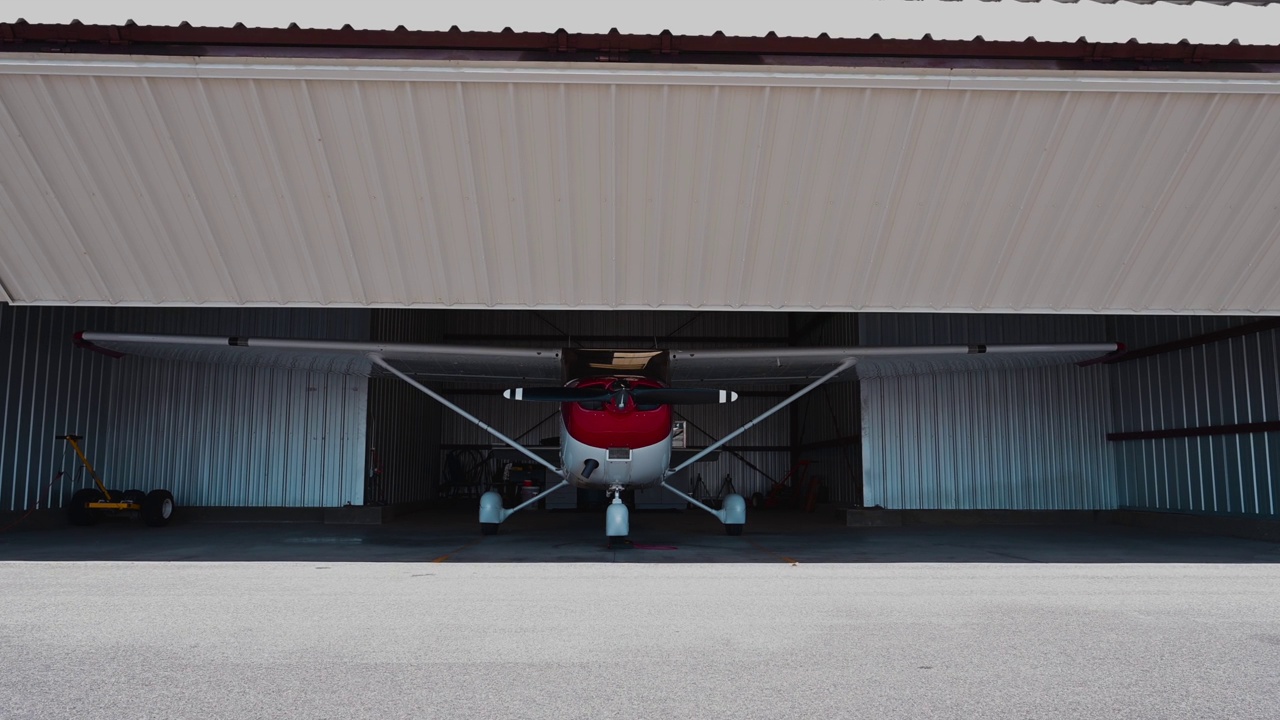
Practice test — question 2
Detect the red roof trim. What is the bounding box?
[3,21,1280,69]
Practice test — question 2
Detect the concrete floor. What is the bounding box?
[1,507,1278,563]
[4,510,1280,719]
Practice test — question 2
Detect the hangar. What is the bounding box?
[1,17,1278,540]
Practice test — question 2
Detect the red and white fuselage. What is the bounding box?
[558,377,673,489]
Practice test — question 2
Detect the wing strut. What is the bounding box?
[665,358,855,478]
[368,354,564,478]
[660,358,854,532]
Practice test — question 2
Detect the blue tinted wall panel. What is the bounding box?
[1,305,116,512]
[1110,317,1279,518]
[1,305,371,511]
[863,365,1116,509]
[859,313,1114,510]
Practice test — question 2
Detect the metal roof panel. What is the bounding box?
[4,56,1280,313]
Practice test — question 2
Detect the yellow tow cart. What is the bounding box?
[59,434,175,527]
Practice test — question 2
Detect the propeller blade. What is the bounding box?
[631,388,739,405]
[502,387,612,402]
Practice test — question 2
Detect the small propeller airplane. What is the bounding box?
[73,332,1118,538]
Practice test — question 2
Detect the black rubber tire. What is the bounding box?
[725,524,744,536]
[121,489,146,504]
[480,522,499,536]
[68,488,103,526]
[142,489,175,527]
[750,492,765,509]
[104,489,126,502]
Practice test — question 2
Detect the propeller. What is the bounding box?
[631,388,738,405]
[503,385,738,405]
[502,387,612,402]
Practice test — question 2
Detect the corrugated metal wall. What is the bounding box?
[859,313,1116,509]
[99,307,370,507]
[1,304,371,511]
[795,313,862,505]
[10,61,1280,316]
[1110,316,1279,517]
[863,365,1116,509]
[368,309,444,504]
[1,304,117,513]
[16,306,1271,516]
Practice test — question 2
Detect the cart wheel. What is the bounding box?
[750,492,764,509]
[68,488,103,526]
[142,489,175,527]
[480,522,499,536]
[725,523,744,536]
[121,489,145,504]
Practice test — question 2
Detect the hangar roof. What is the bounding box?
[1,23,1279,314]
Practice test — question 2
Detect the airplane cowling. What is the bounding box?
[560,421,672,490]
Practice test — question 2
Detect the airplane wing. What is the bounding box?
[667,344,1120,385]
[76,332,1118,385]
[75,332,563,383]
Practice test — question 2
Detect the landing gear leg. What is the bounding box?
[605,486,629,540]
[660,482,748,536]
[477,481,570,536]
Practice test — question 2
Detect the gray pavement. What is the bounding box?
[2,512,1280,719]
[2,562,1279,720]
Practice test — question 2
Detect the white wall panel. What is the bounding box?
[4,58,1280,313]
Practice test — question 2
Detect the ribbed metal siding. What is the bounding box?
[861,313,1111,345]
[793,313,861,504]
[12,61,1280,314]
[858,313,1114,509]
[672,397,791,498]
[1,305,371,510]
[1111,317,1279,517]
[1,304,116,512]
[368,309,445,503]
[864,365,1117,509]
[97,308,371,507]
[800,313,860,447]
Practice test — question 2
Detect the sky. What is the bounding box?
[4,0,1280,45]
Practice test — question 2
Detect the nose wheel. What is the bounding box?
[605,487,629,539]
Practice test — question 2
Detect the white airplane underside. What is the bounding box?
[73,332,1120,540]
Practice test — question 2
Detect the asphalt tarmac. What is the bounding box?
[2,562,1279,720]
[2,512,1279,718]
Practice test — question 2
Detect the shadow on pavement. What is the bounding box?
[2,506,1279,563]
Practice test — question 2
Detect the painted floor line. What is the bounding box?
[748,537,800,565]
[430,537,486,563]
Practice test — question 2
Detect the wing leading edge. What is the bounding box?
[667,344,1120,385]
[76,333,1118,385]
[75,332,563,383]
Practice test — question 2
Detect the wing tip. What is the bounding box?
[72,331,126,359]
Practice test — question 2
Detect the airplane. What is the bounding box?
[73,332,1119,538]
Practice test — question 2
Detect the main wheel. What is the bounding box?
[142,489,175,527]
[68,488,103,526]
[480,522,499,536]
[725,524,744,536]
